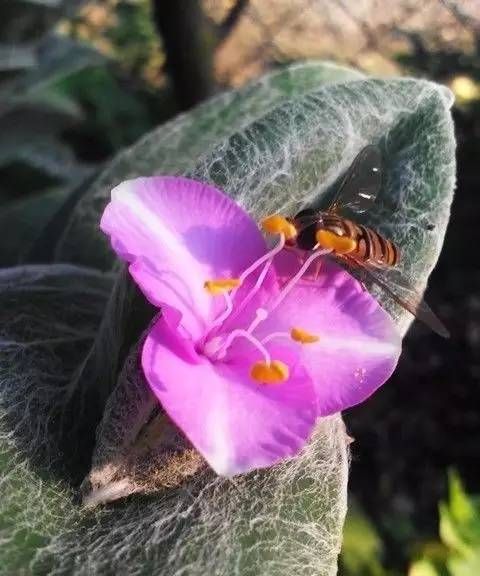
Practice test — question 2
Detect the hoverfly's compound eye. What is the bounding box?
[293,208,319,251]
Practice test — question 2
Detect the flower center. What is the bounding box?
[200,223,329,384]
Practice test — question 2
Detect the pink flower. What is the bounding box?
[101,177,401,476]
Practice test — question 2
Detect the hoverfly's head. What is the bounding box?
[261,214,298,243]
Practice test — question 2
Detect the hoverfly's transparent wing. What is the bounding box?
[288,145,382,232]
[329,145,382,214]
[340,255,449,338]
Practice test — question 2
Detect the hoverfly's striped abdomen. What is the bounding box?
[295,211,399,267]
[321,213,399,267]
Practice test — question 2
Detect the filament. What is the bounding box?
[226,259,273,327]
[267,248,330,314]
[215,329,271,364]
[209,291,234,330]
[261,332,291,345]
[208,234,286,332]
[216,308,268,358]
[238,233,286,285]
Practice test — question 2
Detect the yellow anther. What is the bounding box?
[290,327,320,344]
[261,215,297,240]
[316,229,357,254]
[250,360,289,384]
[204,278,241,295]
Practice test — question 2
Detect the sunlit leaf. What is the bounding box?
[1,62,456,575]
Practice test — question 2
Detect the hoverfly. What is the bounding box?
[283,145,449,338]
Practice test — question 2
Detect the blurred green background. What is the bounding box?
[1,1,479,574]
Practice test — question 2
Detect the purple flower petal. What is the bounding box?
[142,315,317,476]
[101,177,270,339]
[255,251,401,415]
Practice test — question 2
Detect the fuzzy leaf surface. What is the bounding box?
[1,63,456,575]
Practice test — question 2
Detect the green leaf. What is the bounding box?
[0,35,105,115]
[0,188,69,265]
[341,501,387,576]
[0,264,348,574]
[439,503,472,558]
[0,1,86,44]
[448,470,476,526]
[56,61,364,265]
[448,551,480,576]
[409,559,442,576]
[0,265,112,574]
[0,44,36,72]
[57,66,455,337]
[439,471,480,557]
[1,62,456,575]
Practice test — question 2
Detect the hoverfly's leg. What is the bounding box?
[354,267,369,292]
[297,250,306,271]
[356,266,369,292]
[312,253,323,281]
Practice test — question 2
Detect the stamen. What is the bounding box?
[215,329,271,363]
[209,291,234,329]
[251,360,289,384]
[213,234,285,329]
[204,278,241,295]
[290,327,320,344]
[231,258,272,320]
[238,234,285,285]
[261,332,291,345]
[262,215,297,240]
[316,230,356,254]
[261,327,320,346]
[267,248,330,313]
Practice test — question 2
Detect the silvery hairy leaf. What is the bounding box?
[1,62,455,575]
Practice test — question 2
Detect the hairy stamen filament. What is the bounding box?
[225,258,272,327]
[267,248,331,314]
[206,234,285,335]
[215,308,268,358]
[209,291,233,330]
[262,327,320,346]
[261,332,291,345]
[204,240,327,371]
[214,329,271,364]
[237,233,286,286]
